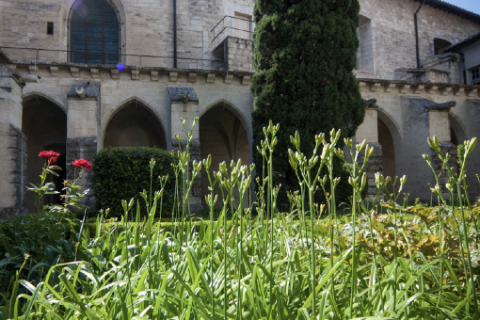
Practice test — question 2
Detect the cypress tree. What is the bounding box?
[251,0,365,208]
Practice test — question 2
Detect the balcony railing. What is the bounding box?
[211,16,255,48]
[0,47,225,70]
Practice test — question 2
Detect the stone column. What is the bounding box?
[428,109,457,199]
[168,86,203,210]
[0,65,27,219]
[401,97,457,201]
[66,81,101,208]
[466,99,480,198]
[356,99,383,199]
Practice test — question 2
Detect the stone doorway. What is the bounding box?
[23,97,67,213]
[378,118,396,193]
[200,104,250,208]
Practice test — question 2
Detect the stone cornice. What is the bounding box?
[9,61,255,84]
[357,78,480,98]
[408,98,456,111]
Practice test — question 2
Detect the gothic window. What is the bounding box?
[434,38,452,55]
[70,0,119,64]
[471,66,480,85]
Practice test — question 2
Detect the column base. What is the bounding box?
[66,137,97,209]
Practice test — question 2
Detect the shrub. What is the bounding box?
[91,147,176,217]
[0,213,81,294]
[251,0,365,209]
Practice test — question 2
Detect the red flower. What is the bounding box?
[72,159,92,171]
[39,150,60,163]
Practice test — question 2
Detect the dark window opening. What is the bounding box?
[47,22,54,35]
[471,66,480,85]
[70,0,119,64]
[434,38,452,55]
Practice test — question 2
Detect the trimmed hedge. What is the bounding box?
[91,147,176,217]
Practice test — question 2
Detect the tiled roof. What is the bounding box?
[413,0,480,24]
[445,32,480,52]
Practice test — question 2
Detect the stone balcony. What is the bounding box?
[213,37,254,73]
[211,16,254,73]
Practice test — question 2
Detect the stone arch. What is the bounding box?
[66,0,126,64]
[22,95,67,213]
[22,92,67,113]
[201,99,253,145]
[104,98,167,149]
[200,101,251,207]
[377,108,402,192]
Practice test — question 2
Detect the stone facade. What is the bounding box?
[1,0,480,217]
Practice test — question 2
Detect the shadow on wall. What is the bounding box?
[23,97,67,213]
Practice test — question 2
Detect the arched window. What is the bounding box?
[70,0,119,64]
[434,38,452,55]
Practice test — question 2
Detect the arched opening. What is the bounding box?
[434,38,452,55]
[449,113,467,146]
[104,102,166,149]
[23,97,67,213]
[70,0,119,64]
[378,118,396,193]
[449,113,468,175]
[451,128,458,146]
[200,104,250,207]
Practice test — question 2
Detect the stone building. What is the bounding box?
[0,0,480,218]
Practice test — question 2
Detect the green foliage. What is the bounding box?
[91,147,176,217]
[2,125,479,319]
[3,206,479,319]
[251,0,365,208]
[0,213,82,303]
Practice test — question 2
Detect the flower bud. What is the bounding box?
[400,175,407,187]
[431,184,441,197]
[360,172,367,191]
[315,133,324,145]
[356,140,366,153]
[128,198,135,210]
[466,137,477,156]
[344,138,353,150]
[333,177,341,188]
[335,148,346,162]
[375,172,384,190]
[366,145,374,159]
[272,136,278,148]
[348,176,355,187]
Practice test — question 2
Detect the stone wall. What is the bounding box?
[358,78,480,202]
[0,0,256,68]
[0,65,27,219]
[226,37,254,72]
[2,0,478,78]
[357,0,480,80]
[0,125,27,219]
